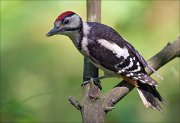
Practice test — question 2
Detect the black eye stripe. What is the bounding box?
[65,26,81,31]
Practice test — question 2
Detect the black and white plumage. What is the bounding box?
[47,11,166,112]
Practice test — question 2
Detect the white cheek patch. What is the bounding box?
[98,39,129,59]
[65,15,80,28]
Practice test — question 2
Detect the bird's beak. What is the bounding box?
[46,27,61,37]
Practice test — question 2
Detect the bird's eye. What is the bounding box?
[63,19,69,25]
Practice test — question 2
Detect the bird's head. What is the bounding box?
[46,11,82,37]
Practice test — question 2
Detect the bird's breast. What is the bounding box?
[80,37,90,56]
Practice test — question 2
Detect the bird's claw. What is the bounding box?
[81,77,102,90]
[81,80,90,87]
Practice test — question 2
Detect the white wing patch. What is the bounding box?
[98,39,129,59]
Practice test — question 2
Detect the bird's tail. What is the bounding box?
[137,81,166,112]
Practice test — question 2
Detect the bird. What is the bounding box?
[46,11,166,112]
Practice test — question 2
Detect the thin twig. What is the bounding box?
[68,96,82,110]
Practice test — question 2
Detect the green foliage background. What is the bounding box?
[1,0,179,123]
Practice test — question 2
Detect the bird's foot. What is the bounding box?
[81,77,102,90]
[81,77,101,100]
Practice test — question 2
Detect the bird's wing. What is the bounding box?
[124,41,163,80]
[85,38,157,86]
[85,22,157,86]
[87,22,162,79]
[125,42,148,68]
[87,22,148,68]
[85,23,164,111]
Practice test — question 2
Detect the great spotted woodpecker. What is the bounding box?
[46,11,166,112]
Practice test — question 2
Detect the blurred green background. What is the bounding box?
[1,0,179,123]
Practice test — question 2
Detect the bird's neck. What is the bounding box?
[66,22,85,51]
[67,31,82,49]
